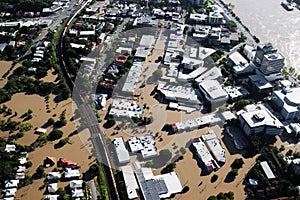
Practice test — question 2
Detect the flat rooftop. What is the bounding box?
[240,106,283,129]
[260,161,276,179]
[121,166,139,199]
[199,80,228,100]
[113,137,130,164]
[109,99,143,119]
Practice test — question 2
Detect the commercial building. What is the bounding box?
[260,53,285,75]
[271,87,300,120]
[136,167,183,200]
[128,135,158,160]
[172,114,222,133]
[201,130,226,163]
[248,74,273,95]
[191,132,222,173]
[199,80,228,110]
[224,86,250,102]
[254,43,277,66]
[189,13,208,24]
[195,67,222,83]
[109,99,144,119]
[113,137,131,164]
[122,62,143,94]
[253,43,285,75]
[238,104,284,136]
[229,52,248,66]
[157,82,199,104]
[121,166,139,199]
[139,35,155,49]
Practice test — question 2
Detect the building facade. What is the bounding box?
[271,87,300,120]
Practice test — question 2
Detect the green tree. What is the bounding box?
[48,129,64,141]
[159,149,172,163]
[211,174,218,183]
[232,158,244,169]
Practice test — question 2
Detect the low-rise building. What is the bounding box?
[201,130,226,163]
[4,180,19,188]
[70,180,83,189]
[157,82,199,104]
[224,86,250,102]
[128,135,158,160]
[189,13,208,24]
[72,188,84,198]
[191,137,220,172]
[45,195,60,200]
[195,67,222,83]
[109,99,143,119]
[3,188,17,197]
[46,172,61,180]
[208,11,224,25]
[289,158,300,175]
[121,62,143,94]
[113,137,131,164]
[121,166,139,199]
[64,168,80,179]
[172,114,222,133]
[5,144,16,153]
[260,161,276,179]
[238,104,284,136]
[47,183,58,193]
[136,167,183,199]
[139,35,155,49]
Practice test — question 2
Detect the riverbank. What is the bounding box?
[222,0,300,74]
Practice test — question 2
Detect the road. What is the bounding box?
[56,1,120,200]
[20,0,83,60]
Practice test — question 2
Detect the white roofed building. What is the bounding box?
[5,144,16,153]
[135,167,183,200]
[46,172,61,180]
[199,80,228,111]
[139,35,155,49]
[113,137,131,164]
[271,87,300,120]
[238,104,284,136]
[260,161,276,179]
[128,135,158,160]
[157,82,199,104]
[4,180,19,188]
[121,166,139,199]
[191,137,220,173]
[69,180,83,189]
[64,168,80,179]
[109,99,143,119]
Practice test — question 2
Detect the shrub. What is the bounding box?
[179,147,186,154]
